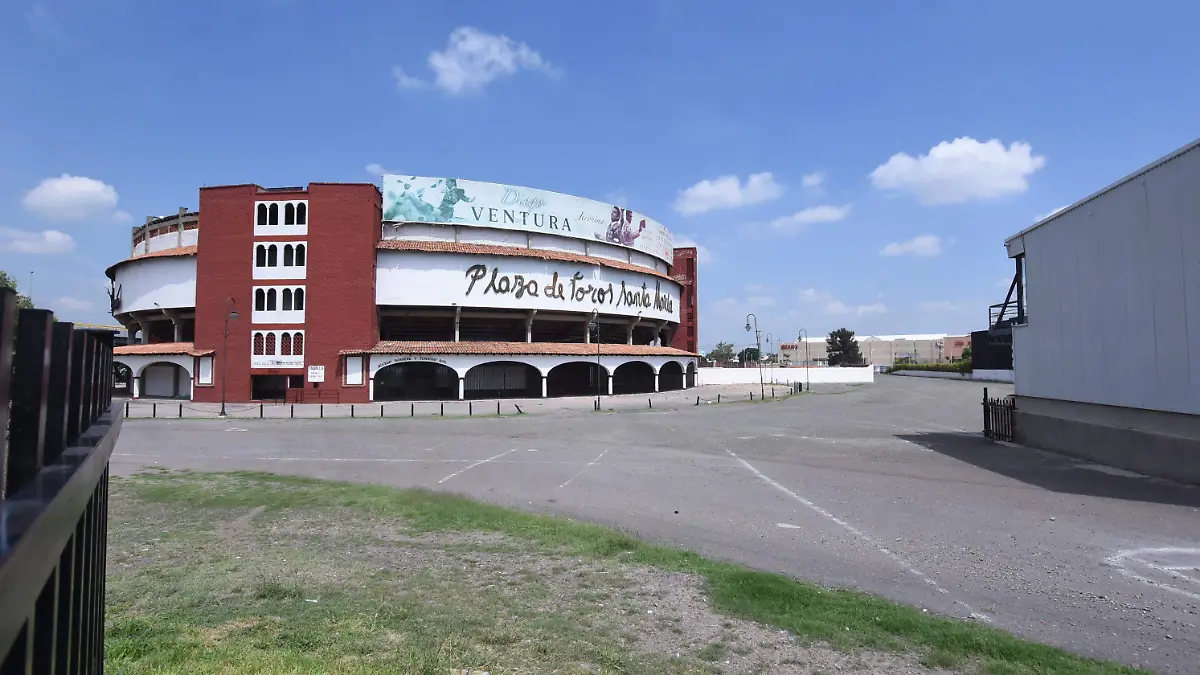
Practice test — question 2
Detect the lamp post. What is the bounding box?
[744,313,764,401]
[765,332,774,385]
[798,328,810,392]
[589,309,601,410]
[220,297,239,417]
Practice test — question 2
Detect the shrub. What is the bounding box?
[886,361,972,374]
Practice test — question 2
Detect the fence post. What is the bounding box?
[320,404,323,419]
[381,404,384,418]
[152,402,157,418]
[290,404,294,419]
[411,403,414,417]
[178,403,182,418]
[260,403,263,419]
[469,402,472,416]
[440,403,444,417]
[7,309,55,496]
[497,401,500,416]
[351,404,355,418]
[771,387,775,398]
[125,400,129,417]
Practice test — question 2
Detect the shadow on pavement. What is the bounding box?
[898,431,1200,508]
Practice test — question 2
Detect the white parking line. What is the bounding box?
[725,448,990,623]
[437,448,518,484]
[558,449,608,489]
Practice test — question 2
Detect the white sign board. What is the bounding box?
[307,365,325,383]
[382,175,674,263]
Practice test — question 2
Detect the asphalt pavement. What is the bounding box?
[111,376,1200,674]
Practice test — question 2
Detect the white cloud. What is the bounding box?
[391,66,428,91]
[23,175,121,222]
[672,234,713,264]
[673,172,783,215]
[767,204,852,233]
[870,137,1046,205]
[801,171,825,189]
[53,296,93,311]
[880,234,942,257]
[799,287,887,316]
[0,228,75,254]
[366,163,395,177]
[918,300,961,312]
[405,27,556,95]
[111,210,132,225]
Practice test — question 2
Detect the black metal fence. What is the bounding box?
[0,288,123,673]
[982,386,1015,442]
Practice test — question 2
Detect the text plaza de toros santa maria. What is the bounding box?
[106,175,700,404]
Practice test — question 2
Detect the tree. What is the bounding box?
[706,341,735,363]
[738,346,761,364]
[0,270,34,310]
[826,328,864,366]
[960,345,972,362]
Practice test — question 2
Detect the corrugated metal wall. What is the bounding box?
[1013,145,1200,415]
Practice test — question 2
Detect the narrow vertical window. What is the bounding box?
[293,333,304,355]
[253,332,265,355]
[255,289,266,311]
[268,203,279,225]
[268,245,278,266]
[256,245,267,267]
[284,203,295,226]
[294,288,305,311]
[266,289,277,311]
[256,204,268,226]
[265,332,276,355]
[283,244,294,266]
[280,333,292,355]
[295,244,306,266]
[282,288,293,311]
[296,202,307,225]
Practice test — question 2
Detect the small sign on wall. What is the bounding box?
[307,365,325,383]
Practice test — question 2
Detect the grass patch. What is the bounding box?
[110,470,1146,675]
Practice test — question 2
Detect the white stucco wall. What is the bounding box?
[377,250,681,323]
[697,366,874,385]
[113,256,197,314]
[114,353,196,399]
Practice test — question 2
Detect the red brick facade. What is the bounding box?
[670,247,698,354]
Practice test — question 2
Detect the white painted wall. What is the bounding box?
[1008,143,1200,415]
[697,367,874,385]
[113,256,197,314]
[530,233,587,255]
[459,227,526,247]
[367,353,694,379]
[889,370,1014,383]
[377,251,681,322]
[115,354,196,399]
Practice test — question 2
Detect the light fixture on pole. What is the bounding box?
[745,313,764,401]
[220,297,238,417]
[798,328,810,392]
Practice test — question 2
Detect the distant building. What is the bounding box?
[778,333,954,367]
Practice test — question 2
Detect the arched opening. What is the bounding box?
[255,245,267,267]
[266,289,277,311]
[255,288,266,312]
[113,362,133,397]
[136,362,191,399]
[293,288,305,310]
[268,203,279,225]
[280,332,292,356]
[267,245,278,266]
[253,332,265,355]
[546,361,606,398]
[256,203,268,226]
[612,361,655,395]
[283,244,294,266]
[296,202,307,224]
[265,332,277,355]
[293,333,304,355]
[686,362,696,388]
[374,362,458,401]
[464,361,541,399]
[284,202,296,225]
[282,288,293,311]
[659,361,684,391]
[295,244,306,266]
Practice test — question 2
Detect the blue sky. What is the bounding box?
[2,0,1197,352]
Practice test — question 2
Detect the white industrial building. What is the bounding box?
[1000,138,1200,484]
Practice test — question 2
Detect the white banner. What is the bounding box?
[382,175,674,263]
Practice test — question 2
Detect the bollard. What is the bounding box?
[125,401,129,416]
[469,402,473,416]
[411,403,414,417]
[717,393,721,403]
[695,396,700,406]
[381,404,384,418]
[648,398,652,409]
[290,404,294,419]
[178,403,182,418]
[515,403,523,414]
[497,401,501,416]
[260,403,264,418]
[153,402,157,418]
[440,403,444,417]
[320,404,324,419]
[772,387,775,398]
[750,391,754,401]
[351,404,355,418]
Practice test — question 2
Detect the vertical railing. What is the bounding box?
[0,287,123,674]
[982,387,1015,442]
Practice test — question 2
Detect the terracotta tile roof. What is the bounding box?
[106,245,198,278]
[114,341,213,356]
[376,240,675,281]
[341,341,698,357]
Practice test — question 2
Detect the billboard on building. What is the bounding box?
[382,175,674,262]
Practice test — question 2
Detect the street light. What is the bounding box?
[220,297,238,417]
[765,332,774,385]
[797,328,810,392]
[744,313,764,401]
[589,309,601,411]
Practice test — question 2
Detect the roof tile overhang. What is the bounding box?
[105,245,198,279]
[114,341,213,356]
[377,240,676,282]
[341,341,698,357]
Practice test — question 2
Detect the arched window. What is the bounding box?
[280,332,292,356]
[266,289,277,311]
[256,245,267,267]
[255,289,266,312]
[282,288,293,311]
[292,333,304,355]
[253,332,265,355]
[293,288,305,311]
[268,203,279,225]
[256,204,268,226]
[284,203,296,226]
[294,244,306,266]
[283,244,294,267]
[296,202,307,225]
[267,245,278,266]
[265,332,276,355]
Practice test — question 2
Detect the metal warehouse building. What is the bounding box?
[999,138,1200,484]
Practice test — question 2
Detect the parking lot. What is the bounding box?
[112,376,1200,673]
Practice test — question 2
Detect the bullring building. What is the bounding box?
[106,176,700,403]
